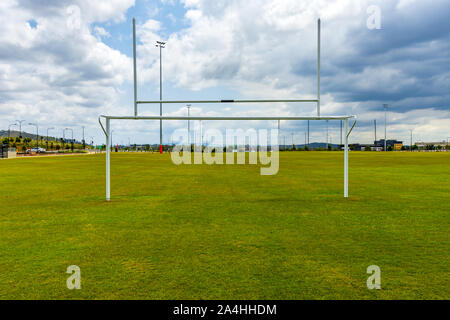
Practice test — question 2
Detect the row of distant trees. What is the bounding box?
[1,136,92,152]
[115,144,336,152]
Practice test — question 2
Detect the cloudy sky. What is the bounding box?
[0,0,448,145]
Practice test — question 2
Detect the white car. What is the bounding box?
[30,147,46,153]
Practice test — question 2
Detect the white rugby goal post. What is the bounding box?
[99,18,356,201]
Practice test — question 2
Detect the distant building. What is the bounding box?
[349,144,372,151]
[415,141,448,149]
[374,139,403,148]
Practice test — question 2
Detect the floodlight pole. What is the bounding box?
[16,120,26,138]
[133,18,137,117]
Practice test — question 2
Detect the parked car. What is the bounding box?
[27,147,46,153]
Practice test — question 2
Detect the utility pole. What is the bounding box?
[8,122,17,140]
[47,127,54,150]
[278,120,280,147]
[291,133,294,150]
[16,120,26,139]
[82,126,85,149]
[187,104,191,147]
[64,128,73,151]
[374,119,377,143]
[307,120,310,146]
[110,130,114,148]
[326,120,329,150]
[28,123,39,148]
[156,40,166,154]
[410,129,413,152]
[384,104,388,151]
[200,120,203,148]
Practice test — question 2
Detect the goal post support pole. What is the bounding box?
[106,118,111,201]
[133,18,137,117]
[344,118,349,198]
[317,18,321,117]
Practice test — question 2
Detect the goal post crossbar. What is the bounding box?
[100,115,354,121]
[99,115,355,201]
[136,99,318,104]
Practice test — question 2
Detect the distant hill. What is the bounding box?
[0,130,37,139]
[0,130,80,143]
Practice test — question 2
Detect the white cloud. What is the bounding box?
[132,0,448,142]
[0,0,134,138]
[0,0,448,144]
[94,26,111,38]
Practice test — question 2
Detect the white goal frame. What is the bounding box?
[99,19,356,201]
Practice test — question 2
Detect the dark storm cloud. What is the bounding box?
[291,0,450,114]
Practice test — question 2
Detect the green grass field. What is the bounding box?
[0,152,449,299]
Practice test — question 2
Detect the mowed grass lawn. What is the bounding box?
[0,152,449,300]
